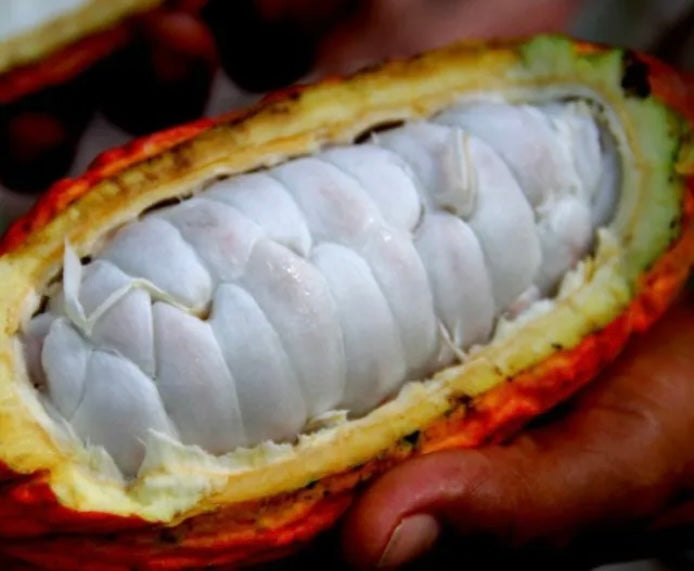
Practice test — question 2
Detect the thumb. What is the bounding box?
[341,297,694,569]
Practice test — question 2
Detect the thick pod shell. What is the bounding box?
[0,36,693,570]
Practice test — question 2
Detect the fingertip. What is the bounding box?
[342,510,441,570]
[340,450,497,569]
[377,514,441,569]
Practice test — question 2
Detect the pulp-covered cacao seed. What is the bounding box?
[24,99,620,476]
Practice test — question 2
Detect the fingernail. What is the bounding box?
[378,514,440,569]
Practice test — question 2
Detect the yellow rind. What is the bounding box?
[0,37,687,523]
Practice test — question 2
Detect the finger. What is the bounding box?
[342,296,694,569]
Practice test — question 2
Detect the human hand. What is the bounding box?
[340,292,694,569]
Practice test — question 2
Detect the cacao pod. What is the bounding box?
[0,36,693,570]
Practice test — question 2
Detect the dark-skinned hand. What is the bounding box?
[341,293,694,568]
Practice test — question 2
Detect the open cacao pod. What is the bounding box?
[0,36,693,570]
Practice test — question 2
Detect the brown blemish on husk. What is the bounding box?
[621,51,652,99]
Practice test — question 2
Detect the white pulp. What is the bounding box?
[24,100,620,477]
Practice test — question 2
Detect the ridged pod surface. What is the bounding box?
[0,36,692,570]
